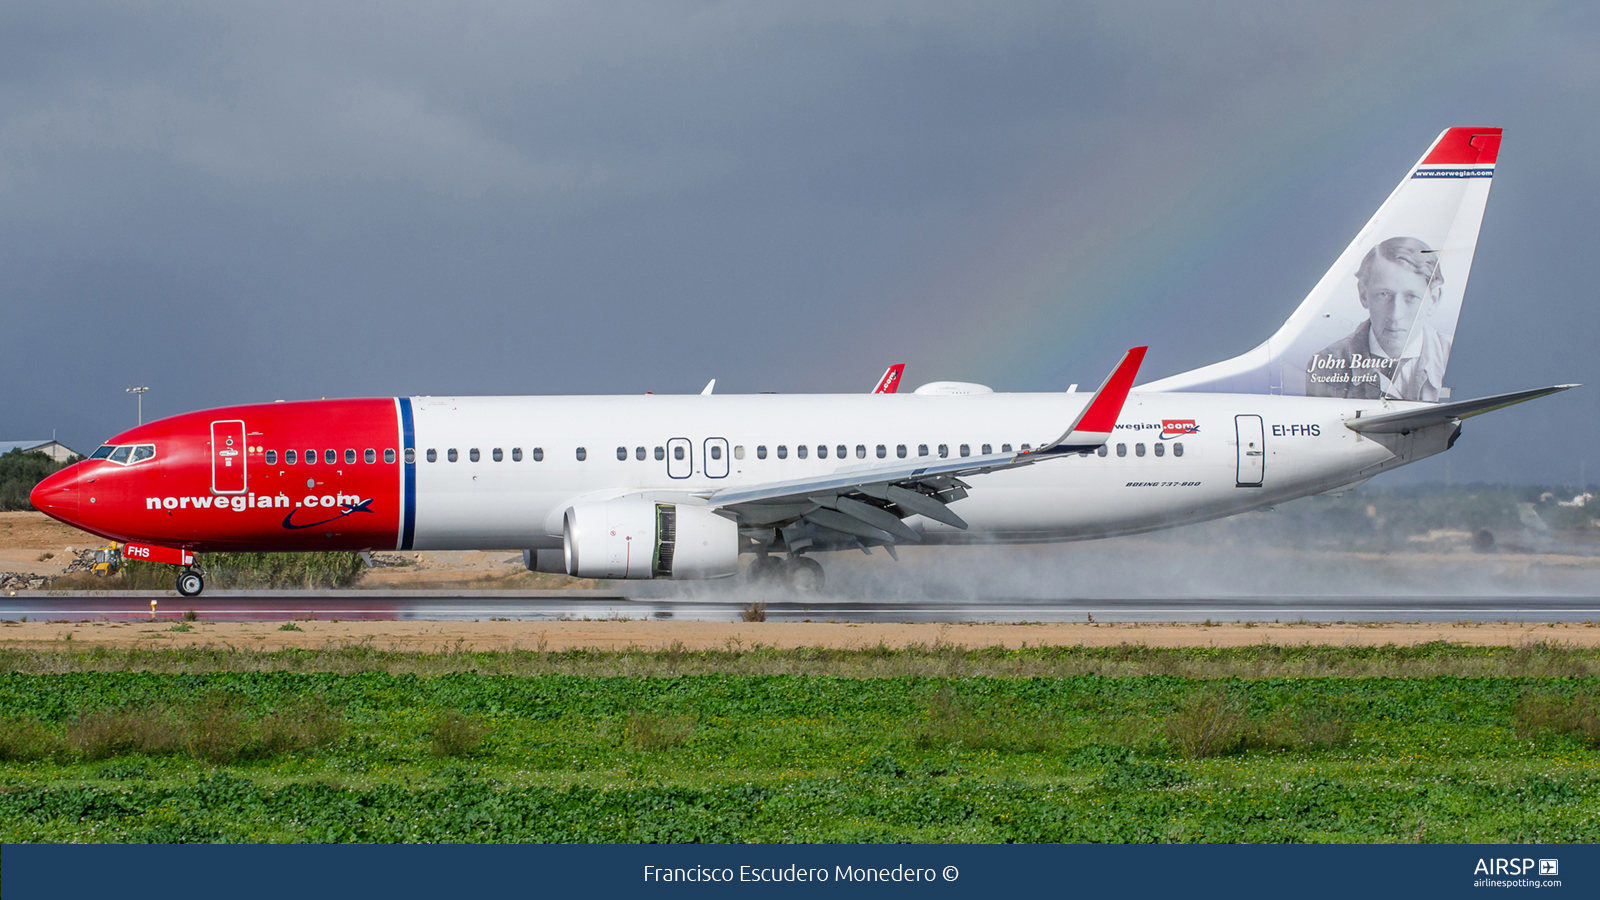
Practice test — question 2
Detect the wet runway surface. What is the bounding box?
[3,592,1598,623]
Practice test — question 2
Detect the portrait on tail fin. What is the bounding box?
[1305,236,1451,401]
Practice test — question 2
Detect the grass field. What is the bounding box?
[0,643,1595,843]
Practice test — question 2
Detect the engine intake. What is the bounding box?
[563,501,737,580]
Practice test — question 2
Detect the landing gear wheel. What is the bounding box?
[783,557,825,593]
[747,556,784,583]
[176,570,204,597]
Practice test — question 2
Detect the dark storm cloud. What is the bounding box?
[1,1,1594,486]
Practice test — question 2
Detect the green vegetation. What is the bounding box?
[117,552,367,590]
[0,449,74,512]
[0,643,1592,842]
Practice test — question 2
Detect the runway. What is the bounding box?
[3,592,1599,623]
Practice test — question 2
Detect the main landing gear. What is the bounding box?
[175,569,205,598]
[747,555,825,593]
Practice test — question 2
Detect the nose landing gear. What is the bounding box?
[175,569,205,597]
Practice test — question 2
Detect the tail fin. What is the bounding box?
[1142,127,1500,401]
[872,364,905,394]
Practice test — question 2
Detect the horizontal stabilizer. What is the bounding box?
[1346,384,1578,434]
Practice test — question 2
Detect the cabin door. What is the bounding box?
[211,419,247,494]
[1235,415,1264,487]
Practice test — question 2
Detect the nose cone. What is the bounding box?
[29,465,80,525]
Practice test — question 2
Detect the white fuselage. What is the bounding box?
[405,391,1452,551]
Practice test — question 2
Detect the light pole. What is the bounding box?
[126,385,150,425]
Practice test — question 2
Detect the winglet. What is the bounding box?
[872,364,905,394]
[1038,347,1147,451]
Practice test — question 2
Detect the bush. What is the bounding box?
[740,602,767,622]
[430,710,488,758]
[912,685,1055,752]
[0,718,58,761]
[1164,685,1249,759]
[0,449,73,512]
[67,710,186,760]
[625,710,695,751]
[1514,693,1600,744]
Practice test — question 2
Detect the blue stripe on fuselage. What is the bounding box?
[399,397,417,550]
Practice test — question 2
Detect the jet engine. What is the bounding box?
[562,501,738,579]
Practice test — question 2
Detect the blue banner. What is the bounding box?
[2,844,1591,899]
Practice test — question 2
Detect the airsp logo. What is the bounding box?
[1539,859,1559,876]
[1474,858,1541,876]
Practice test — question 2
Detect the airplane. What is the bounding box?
[873,365,905,394]
[31,127,1575,596]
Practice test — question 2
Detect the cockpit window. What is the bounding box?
[109,446,132,464]
[91,445,115,459]
[129,445,155,464]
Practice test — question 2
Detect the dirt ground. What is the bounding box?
[0,619,1596,652]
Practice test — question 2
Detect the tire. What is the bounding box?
[176,570,204,597]
[784,557,825,593]
[746,556,784,583]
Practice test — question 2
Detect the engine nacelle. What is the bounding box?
[562,501,738,580]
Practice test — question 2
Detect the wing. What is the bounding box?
[1345,384,1578,434]
[704,348,1146,550]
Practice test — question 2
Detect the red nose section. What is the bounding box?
[29,465,80,526]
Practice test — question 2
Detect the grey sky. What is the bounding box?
[2,1,1595,486]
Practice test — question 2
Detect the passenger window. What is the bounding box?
[493,448,503,462]
[447,449,458,462]
[1135,443,1145,457]
[306,449,317,465]
[512,448,522,462]
[533,448,544,462]
[1002,444,1012,453]
[959,444,970,457]
[734,446,744,460]
[797,445,808,459]
[287,449,298,465]
[674,446,684,461]
[757,445,768,459]
[1174,442,1184,457]
[839,444,849,459]
[1117,444,1127,457]
[404,449,414,464]
[938,444,949,458]
[131,445,155,464]
[1097,445,1107,457]
[385,449,396,464]
[777,445,788,459]
[469,448,480,462]
[576,447,587,461]
[654,446,664,460]
[617,447,627,461]
[981,444,992,455]
[91,445,115,459]
[327,449,338,465]
[426,449,437,463]
[365,449,377,463]
[1154,443,1165,457]
[265,450,277,465]
[918,444,928,457]
[817,445,828,459]
[637,447,647,460]
[1021,444,1031,452]
[897,444,907,458]
[711,445,722,461]
[876,444,886,459]
[110,446,132,464]
[854,445,865,459]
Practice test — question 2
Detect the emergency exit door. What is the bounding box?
[211,419,247,494]
[666,437,692,479]
[1235,415,1264,487]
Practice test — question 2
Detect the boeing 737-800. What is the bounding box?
[30,127,1573,596]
